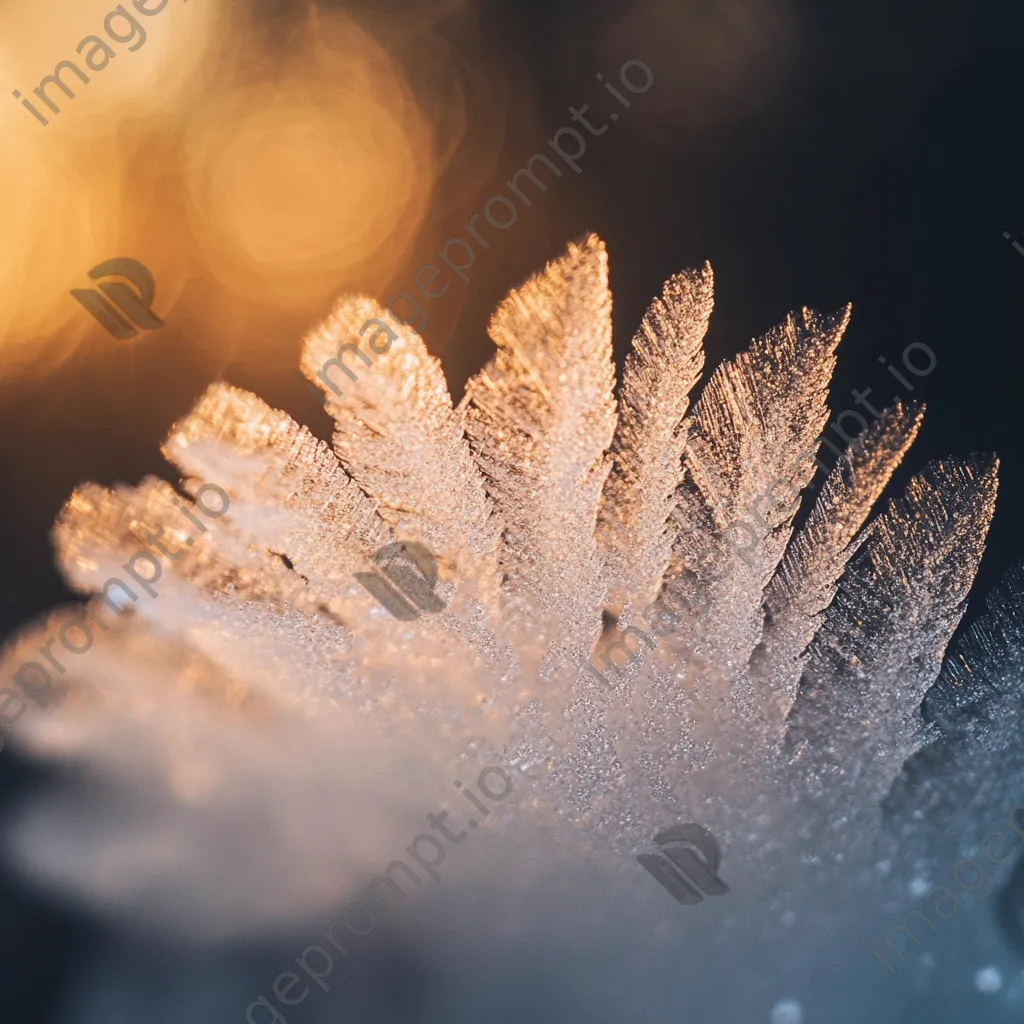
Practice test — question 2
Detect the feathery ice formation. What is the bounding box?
[0,236,1020,1023]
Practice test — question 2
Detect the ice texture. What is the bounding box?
[0,234,1020,1024]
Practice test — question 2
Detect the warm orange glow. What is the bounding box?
[0,0,488,380]
[0,135,123,371]
[183,10,436,311]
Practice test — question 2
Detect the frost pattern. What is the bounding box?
[0,234,1017,1021]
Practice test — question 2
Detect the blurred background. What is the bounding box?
[1,0,1023,1020]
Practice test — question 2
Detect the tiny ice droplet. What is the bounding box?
[975,966,1002,994]
[770,999,802,1024]
[909,875,930,898]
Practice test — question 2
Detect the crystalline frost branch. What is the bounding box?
[0,232,1005,937]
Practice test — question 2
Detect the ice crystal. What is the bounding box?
[2,234,1020,1023]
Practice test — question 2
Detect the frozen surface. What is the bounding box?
[1,235,1021,1022]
